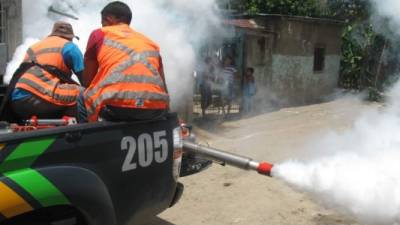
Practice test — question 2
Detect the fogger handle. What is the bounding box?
[183,141,273,176]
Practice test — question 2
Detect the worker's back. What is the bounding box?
[23,36,70,74]
[84,24,169,122]
[93,25,161,84]
[16,36,79,106]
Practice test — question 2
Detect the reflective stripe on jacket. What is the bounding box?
[15,36,80,106]
[84,24,169,122]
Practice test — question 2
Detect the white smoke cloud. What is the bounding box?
[273,123,400,225]
[370,0,400,36]
[4,38,39,81]
[271,1,400,224]
[5,0,221,110]
[272,1,400,224]
[273,74,400,223]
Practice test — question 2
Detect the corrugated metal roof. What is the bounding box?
[225,13,344,25]
[223,19,265,30]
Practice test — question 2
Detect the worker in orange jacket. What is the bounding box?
[81,1,169,122]
[7,21,84,121]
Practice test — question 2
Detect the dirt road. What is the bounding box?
[147,97,377,225]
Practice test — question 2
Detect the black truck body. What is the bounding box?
[0,113,183,225]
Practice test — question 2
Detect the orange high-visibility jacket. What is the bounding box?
[84,25,169,122]
[15,36,80,106]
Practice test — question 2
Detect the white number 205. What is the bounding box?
[121,131,168,172]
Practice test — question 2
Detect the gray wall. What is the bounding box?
[0,0,22,76]
[243,16,343,108]
[6,0,22,60]
[244,33,276,110]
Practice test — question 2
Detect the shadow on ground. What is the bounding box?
[140,216,175,225]
[192,110,276,134]
[192,113,241,134]
[312,213,357,225]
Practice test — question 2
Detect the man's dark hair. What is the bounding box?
[101,1,132,24]
[247,67,255,74]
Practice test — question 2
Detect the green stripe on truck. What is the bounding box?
[0,138,55,173]
[0,137,70,207]
[4,169,70,207]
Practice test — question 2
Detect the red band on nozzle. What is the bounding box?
[257,162,273,176]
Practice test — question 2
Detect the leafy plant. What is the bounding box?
[224,0,321,16]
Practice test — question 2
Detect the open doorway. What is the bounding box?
[194,38,244,120]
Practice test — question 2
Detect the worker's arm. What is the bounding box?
[83,59,98,87]
[62,42,84,84]
[82,29,104,87]
[159,57,169,94]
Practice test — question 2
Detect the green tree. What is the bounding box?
[327,0,370,22]
[218,0,321,16]
[328,0,394,99]
[251,0,320,16]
